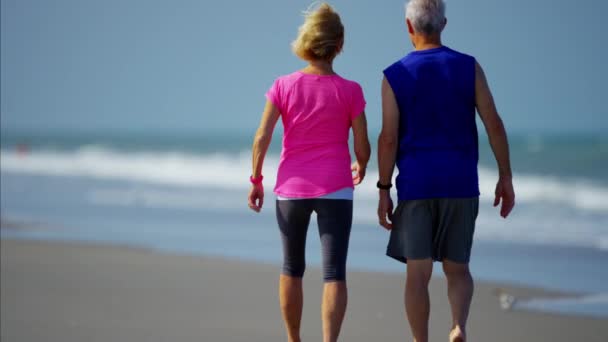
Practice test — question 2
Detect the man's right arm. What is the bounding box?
[475,61,515,218]
[377,76,400,229]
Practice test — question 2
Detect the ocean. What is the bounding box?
[1,130,607,317]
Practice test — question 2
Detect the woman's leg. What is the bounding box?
[276,200,312,342]
[314,199,353,342]
[279,275,303,342]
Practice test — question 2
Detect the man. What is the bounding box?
[376,1,515,341]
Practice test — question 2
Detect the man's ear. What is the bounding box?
[406,18,415,35]
[442,17,448,31]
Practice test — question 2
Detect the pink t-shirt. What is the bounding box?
[266,71,366,198]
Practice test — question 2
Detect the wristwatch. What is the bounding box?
[376,181,392,190]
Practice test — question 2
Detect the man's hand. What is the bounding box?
[248,183,264,213]
[352,161,367,185]
[377,190,394,230]
[494,177,515,218]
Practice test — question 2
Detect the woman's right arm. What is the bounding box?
[351,112,371,185]
[248,100,280,212]
[252,100,280,178]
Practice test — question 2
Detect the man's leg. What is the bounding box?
[442,260,473,342]
[279,275,304,342]
[405,258,433,342]
[438,198,478,342]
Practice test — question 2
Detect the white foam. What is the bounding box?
[4,146,606,250]
[0,146,278,189]
[1,146,607,213]
[516,293,608,318]
[598,237,608,252]
[478,168,608,212]
[88,187,240,211]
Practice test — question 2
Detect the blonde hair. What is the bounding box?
[291,3,344,61]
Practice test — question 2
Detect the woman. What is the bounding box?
[247,3,370,342]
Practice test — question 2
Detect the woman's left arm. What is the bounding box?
[248,100,280,212]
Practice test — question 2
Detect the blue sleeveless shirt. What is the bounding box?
[383,46,479,201]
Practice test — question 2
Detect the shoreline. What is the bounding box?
[2,238,607,341]
[3,221,607,295]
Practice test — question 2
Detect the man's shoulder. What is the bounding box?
[383,56,409,76]
[442,46,476,62]
[387,53,414,66]
[383,51,434,74]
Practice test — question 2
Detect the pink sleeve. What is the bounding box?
[350,82,366,120]
[265,78,282,113]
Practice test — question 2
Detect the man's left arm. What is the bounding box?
[475,61,515,218]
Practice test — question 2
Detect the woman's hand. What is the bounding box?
[351,161,367,185]
[248,183,264,213]
[249,101,279,213]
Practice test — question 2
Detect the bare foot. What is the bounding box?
[449,325,466,342]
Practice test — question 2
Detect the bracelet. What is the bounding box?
[376,181,392,190]
[250,175,264,185]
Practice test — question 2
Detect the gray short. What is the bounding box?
[386,197,479,264]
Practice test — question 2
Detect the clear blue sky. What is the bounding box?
[1,0,607,135]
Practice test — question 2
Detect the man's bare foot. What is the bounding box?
[449,325,466,342]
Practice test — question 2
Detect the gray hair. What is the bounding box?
[405,0,446,35]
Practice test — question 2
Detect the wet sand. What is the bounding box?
[1,239,607,341]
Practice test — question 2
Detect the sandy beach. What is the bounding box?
[1,238,607,341]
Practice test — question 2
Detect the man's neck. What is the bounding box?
[412,34,443,51]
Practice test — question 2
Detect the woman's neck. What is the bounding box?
[302,60,335,75]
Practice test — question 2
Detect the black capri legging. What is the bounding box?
[276,199,353,282]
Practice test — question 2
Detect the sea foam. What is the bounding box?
[2,146,607,251]
[1,145,607,213]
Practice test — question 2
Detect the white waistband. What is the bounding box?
[277,187,354,201]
